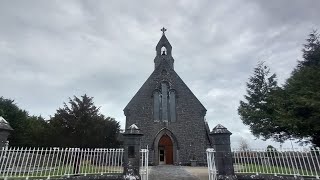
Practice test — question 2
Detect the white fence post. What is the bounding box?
[140,149,149,180]
[206,148,217,180]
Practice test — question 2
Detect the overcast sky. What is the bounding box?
[0,0,319,149]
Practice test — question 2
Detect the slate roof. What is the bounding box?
[124,57,206,112]
[211,124,231,134]
[0,116,14,131]
[124,32,206,113]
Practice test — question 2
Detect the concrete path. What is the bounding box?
[149,165,207,180]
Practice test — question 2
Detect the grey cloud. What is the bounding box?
[252,0,320,26]
[0,0,319,148]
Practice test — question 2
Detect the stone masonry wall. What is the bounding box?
[124,60,211,165]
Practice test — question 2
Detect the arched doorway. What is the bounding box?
[152,128,179,165]
[158,134,173,164]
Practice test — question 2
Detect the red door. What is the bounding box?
[159,134,173,164]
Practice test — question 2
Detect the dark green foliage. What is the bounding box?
[238,31,320,147]
[266,145,279,157]
[300,30,320,68]
[0,97,28,146]
[21,116,50,147]
[0,97,48,147]
[49,94,121,148]
[283,30,320,146]
[0,95,121,148]
[238,62,284,141]
[266,145,275,149]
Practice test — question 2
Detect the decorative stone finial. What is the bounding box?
[124,124,143,135]
[128,124,139,130]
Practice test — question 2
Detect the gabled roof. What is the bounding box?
[124,59,206,113]
[156,34,172,51]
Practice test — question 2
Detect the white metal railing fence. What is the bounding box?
[140,149,149,180]
[206,148,217,180]
[0,147,124,179]
[233,147,320,179]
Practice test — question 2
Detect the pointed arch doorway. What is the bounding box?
[152,128,179,165]
[159,134,173,164]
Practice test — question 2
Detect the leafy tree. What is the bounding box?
[22,116,50,147]
[49,94,121,148]
[266,145,279,157]
[239,137,250,151]
[0,97,49,147]
[0,97,28,146]
[266,145,276,150]
[238,62,285,141]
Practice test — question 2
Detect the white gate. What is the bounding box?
[140,149,149,180]
[206,148,217,180]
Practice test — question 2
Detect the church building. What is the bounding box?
[124,28,212,165]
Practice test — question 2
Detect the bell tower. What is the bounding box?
[154,27,175,69]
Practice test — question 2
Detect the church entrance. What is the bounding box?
[158,134,173,164]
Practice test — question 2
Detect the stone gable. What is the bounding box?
[124,59,206,115]
[124,32,211,165]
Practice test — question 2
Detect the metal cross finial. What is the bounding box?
[161,27,167,35]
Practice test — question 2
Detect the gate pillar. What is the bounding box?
[209,124,235,177]
[123,124,143,179]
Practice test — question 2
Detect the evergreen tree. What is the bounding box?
[0,97,29,146]
[22,116,50,147]
[238,31,320,147]
[283,30,320,146]
[300,30,320,67]
[49,94,121,148]
[0,97,48,147]
[238,62,285,141]
[266,145,279,157]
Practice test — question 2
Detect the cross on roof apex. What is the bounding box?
[161,27,167,35]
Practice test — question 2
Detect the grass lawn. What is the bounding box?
[236,163,318,177]
[0,164,123,179]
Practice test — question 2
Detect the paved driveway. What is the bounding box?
[149,165,206,180]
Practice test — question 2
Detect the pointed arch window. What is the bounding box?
[153,82,176,122]
[169,90,176,122]
[153,90,160,121]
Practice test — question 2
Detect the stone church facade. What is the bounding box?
[124,28,212,165]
